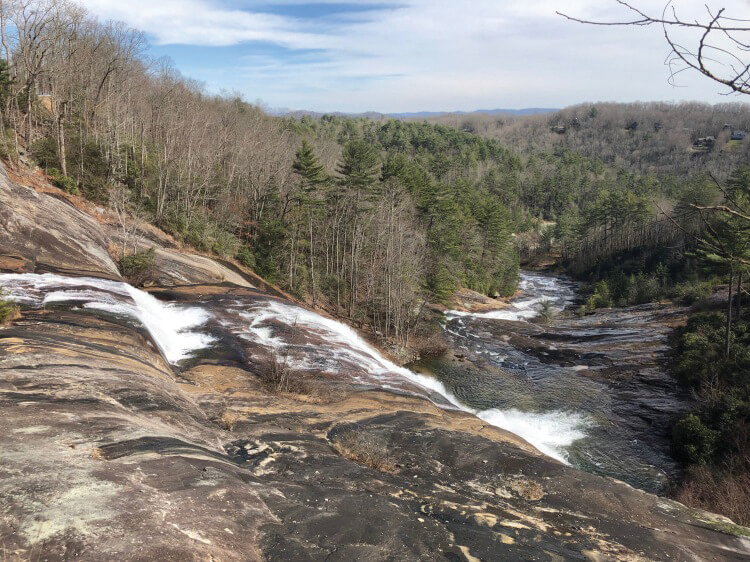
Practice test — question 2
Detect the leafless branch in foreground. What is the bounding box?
[558,1,750,96]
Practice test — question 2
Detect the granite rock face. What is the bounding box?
[1,307,750,561]
[0,162,252,287]
[1,165,750,561]
[0,166,120,278]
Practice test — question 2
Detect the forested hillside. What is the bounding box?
[1,0,750,537]
[432,102,750,179]
[3,0,745,355]
[0,0,667,349]
[0,0,529,347]
[2,0,747,355]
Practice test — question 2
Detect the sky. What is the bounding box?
[77,0,750,113]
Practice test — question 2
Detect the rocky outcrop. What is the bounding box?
[0,162,251,287]
[449,287,512,314]
[2,308,750,561]
[0,165,120,278]
[128,239,254,288]
[1,163,750,560]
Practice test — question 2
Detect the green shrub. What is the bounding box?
[671,310,750,474]
[119,248,156,286]
[172,211,241,258]
[0,127,15,159]
[672,414,719,465]
[428,262,459,305]
[236,246,256,269]
[631,273,661,304]
[0,290,19,325]
[31,137,59,169]
[586,280,612,310]
[673,312,727,387]
[671,279,714,305]
[48,167,79,195]
[71,138,110,200]
[211,229,241,258]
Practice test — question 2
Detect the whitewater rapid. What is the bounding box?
[224,288,587,464]
[438,272,589,462]
[0,273,213,363]
[1,271,588,464]
[447,272,578,322]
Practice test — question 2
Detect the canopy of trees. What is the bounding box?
[1,0,744,358]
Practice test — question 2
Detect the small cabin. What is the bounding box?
[693,136,716,150]
[731,130,746,141]
[626,121,638,131]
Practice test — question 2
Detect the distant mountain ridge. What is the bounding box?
[269,107,559,119]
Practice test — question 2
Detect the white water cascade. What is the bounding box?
[446,272,578,322]
[0,273,214,364]
[228,297,588,464]
[439,272,589,462]
[1,271,588,463]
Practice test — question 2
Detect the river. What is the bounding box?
[413,271,692,493]
[0,270,691,494]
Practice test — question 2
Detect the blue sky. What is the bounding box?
[79,0,750,113]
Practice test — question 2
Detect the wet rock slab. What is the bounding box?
[1,306,750,560]
[441,298,695,492]
[0,162,253,287]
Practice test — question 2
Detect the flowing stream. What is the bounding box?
[1,271,689,494]
[415,272,692,493]
[0,273,214,363]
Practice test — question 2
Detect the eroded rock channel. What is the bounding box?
[416,272,693,493]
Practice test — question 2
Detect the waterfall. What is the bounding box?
[0,273,213,364]
[229,298,587,463]
[1,272,589,463]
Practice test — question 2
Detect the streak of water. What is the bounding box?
[220,295,587,464]
[0,273,213,363]
[2,271,684,487]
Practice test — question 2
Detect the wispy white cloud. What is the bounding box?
[77,0,750,112]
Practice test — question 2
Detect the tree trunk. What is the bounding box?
[25,83,32,148]
[737,271,743,321]
[308,211,316,307]
[57,102,67,177]
[726,268,734,357]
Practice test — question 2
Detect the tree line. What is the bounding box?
[0,0,525,347]
[432,101,750,180]
[3,0,740,355]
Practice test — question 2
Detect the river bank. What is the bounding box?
[415,272,693,494]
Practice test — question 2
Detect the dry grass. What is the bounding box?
[0,292,20,326]
[90,447,106,461]
[510,478,545,501]
[220,410,244,431]
[257,356,344,404]
[260,355,306,394]
[331,428,397,473]
[410,332,448,358]
[675,464,750,526]
[1,307,20,326]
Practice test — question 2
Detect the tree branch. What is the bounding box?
[559,2,750,95]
